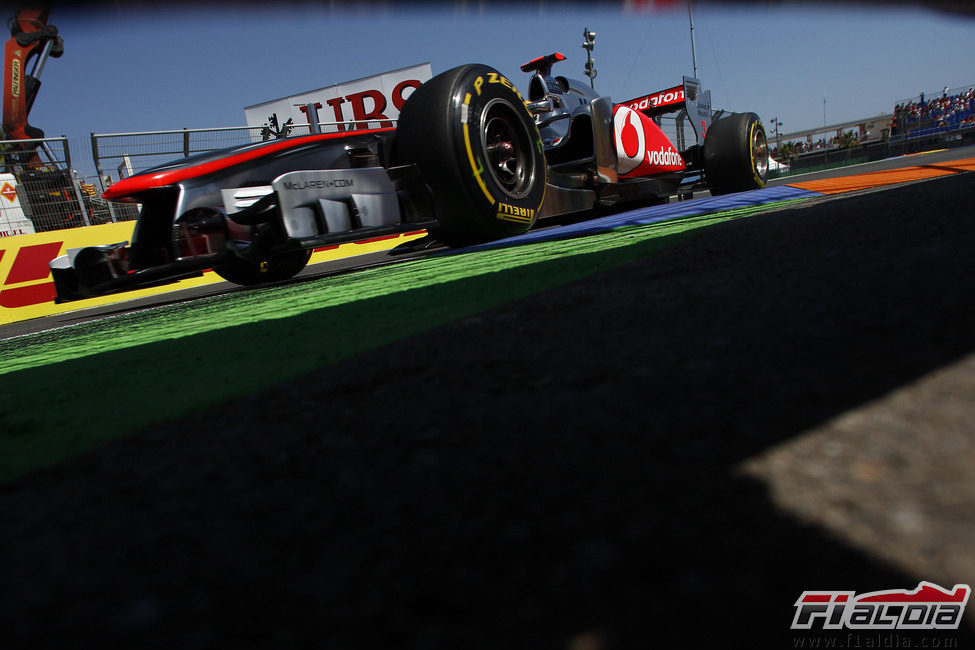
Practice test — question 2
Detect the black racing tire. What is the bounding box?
[391,64,547,246]
[213,248,312,286]
[703,112,768,196]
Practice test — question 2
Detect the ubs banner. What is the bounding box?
[244,63,432,135]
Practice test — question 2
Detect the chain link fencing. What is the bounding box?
[89,120,396,189]
[0,120,394,237]
[0,136,135,235]
[3,99,971,236]
[769,123,975,179]
[894,83,975,138]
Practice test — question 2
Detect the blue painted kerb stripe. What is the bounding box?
[448,185,821,254]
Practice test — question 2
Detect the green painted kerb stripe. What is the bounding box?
[0,198,808,481]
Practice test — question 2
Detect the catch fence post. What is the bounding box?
[90,132,104,192]
[63,137,92,227]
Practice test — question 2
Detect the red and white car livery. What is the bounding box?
[50,51,768,303]
[612,105,685,176]
[622,84,686,114]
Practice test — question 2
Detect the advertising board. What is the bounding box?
[243,63,432,135]
[0,172,34,237]
[0,221,427,324]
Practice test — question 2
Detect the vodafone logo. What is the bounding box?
[614,106,646,174]
[624,85,685,113]
[613,105,685,175]
[647,146,683,167]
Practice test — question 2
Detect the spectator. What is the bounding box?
[891,85,974,138]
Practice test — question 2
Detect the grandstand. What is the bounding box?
[893,84,975,138]
[769,83,975,176]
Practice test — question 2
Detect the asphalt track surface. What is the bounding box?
[1,148,975,648]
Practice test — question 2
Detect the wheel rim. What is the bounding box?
[480,99,536,199]
[752,124,769,180]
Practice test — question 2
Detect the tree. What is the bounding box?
[776,141,797,162]
[838,130,859,149]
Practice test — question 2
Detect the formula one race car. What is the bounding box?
[50,53,768,302]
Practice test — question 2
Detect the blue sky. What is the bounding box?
[24,2,975,177]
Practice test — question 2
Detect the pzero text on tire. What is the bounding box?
[214,248,312,286]
[703,112,768,196]
[392,64,547,245]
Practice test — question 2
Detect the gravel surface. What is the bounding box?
[1,173,974,649]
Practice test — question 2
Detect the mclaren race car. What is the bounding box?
[50,53,769,302]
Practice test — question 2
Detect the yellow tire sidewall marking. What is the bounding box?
[462,92,495,205]
[749,120,766,187]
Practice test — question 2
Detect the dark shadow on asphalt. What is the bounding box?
[1,174,974,648]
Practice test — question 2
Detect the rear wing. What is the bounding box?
[621,76,713,145]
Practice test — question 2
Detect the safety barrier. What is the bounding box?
[0,221,137,320]
[0,121,402,246]
[0,136,131,235]
[775,124,975,176]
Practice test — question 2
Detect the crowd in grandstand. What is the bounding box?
[770,85,974,164]
[892,87,975,136]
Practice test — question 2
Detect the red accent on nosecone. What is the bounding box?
[102,128,395,201]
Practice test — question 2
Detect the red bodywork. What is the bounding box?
[102,128,395,201]
[621,84,686,116]
[612,104,685,178]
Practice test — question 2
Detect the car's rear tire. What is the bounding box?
[391,64,547,246]
[703,112,768,195]
[214,249,312,286]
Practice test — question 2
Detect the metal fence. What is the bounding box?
[657,114,687,151]
[3,102,968,236]
[893,84,975,140]
[0,136,135,234]
[895,83,975,112]
[0,120,394,238]
[91,125,265,188]
[769,122,975,179]
[90,120,396,191]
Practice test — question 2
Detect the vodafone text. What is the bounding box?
[625,85,685,113]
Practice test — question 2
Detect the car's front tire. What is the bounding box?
[392,64,547,246]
